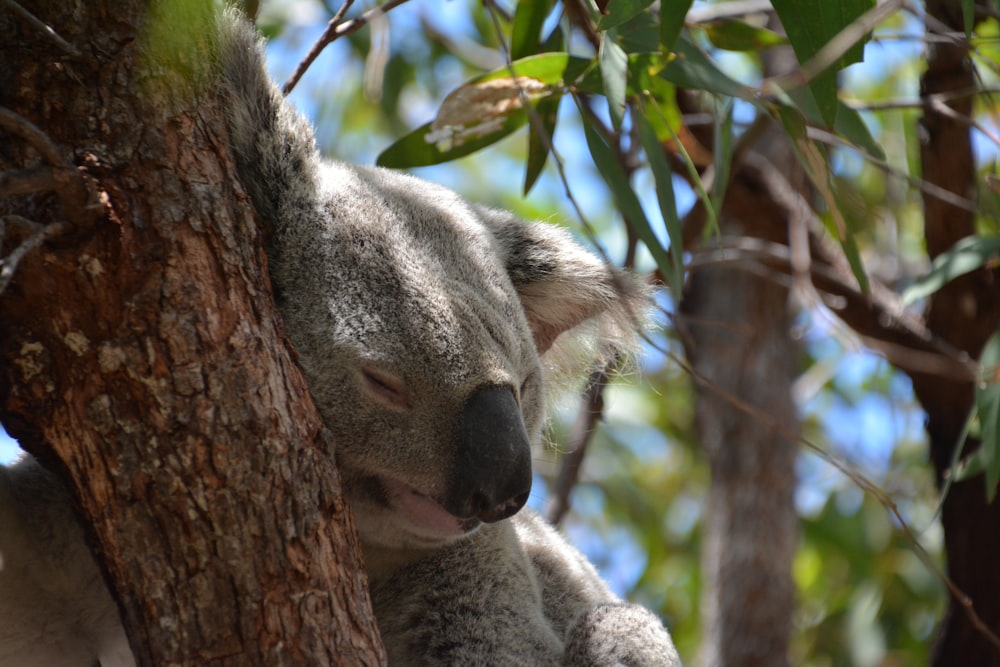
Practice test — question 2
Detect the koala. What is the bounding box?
[0,8,680,667]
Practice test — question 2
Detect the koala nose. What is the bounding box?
[445,386,533,523]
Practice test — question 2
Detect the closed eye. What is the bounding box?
[361,366,409,409]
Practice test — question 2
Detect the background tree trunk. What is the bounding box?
[0,1,385,664]
[679,28,806,665]
[914,0,1000,663]
[680,173,800,667]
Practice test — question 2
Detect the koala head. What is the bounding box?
[267,162,643,556]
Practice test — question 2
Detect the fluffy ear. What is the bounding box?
[477,208,649,357]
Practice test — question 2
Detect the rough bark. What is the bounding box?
[676,25,805,664]
[680,138,802,667]
[0,1,385,665]
[915,1,1000,664]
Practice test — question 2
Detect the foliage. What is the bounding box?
[253,0,1000,662]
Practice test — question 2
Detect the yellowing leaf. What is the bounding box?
[427,77,549,152]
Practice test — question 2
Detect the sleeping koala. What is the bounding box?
[0,8,680,666]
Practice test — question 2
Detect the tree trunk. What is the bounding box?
[678,24,806,663]
[915,1,1000,664]
[680,139,802,666]
[0,2,385,665]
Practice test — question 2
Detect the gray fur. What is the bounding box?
[0,9,679,666]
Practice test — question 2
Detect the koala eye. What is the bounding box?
[361,366,409,410]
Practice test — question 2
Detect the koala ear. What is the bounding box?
[477,208,649,356]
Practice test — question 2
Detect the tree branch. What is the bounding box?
[545,365,614,527]
[281,0,413,95]
[2,0,81,57]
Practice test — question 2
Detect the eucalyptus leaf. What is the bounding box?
[579,104,674,277]
[771,0,875,127]
[511,0,555,60]
[597,0,656,31]
[903,236,1000,305]
[660,37,755,100]
[710,98,734,220]
[635,110,684,293]
[660,0,694,53]
[776,103,869,292]
[700,19,787,52]
[600,31,629,129]
[377,111,527,168]
[523,95,561,195]
[976,330,1000,501]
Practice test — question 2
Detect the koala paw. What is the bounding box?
[563,603,681,666]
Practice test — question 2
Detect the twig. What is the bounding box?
[928,96,1000,150]
[686,0,774,24]
[0,107,69,167]
[282,0,413,95]
[806,126,980,214]
[0,166,65,198]
[3,0,81,58]
[545,364,615,527]
[0,107,98,226]
[0,216,70,294]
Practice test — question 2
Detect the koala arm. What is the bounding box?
[513,510,681,667]
[370,511,679,667]
[368,520,565,667]
[0,457,134,667]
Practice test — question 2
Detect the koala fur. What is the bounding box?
[0,8,680,666]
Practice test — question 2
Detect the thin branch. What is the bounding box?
[0,166,64,198]
[0,107,98,226]
[545,366,614,527]
[0,107,70,167]
[928,96,1000,151]
[845,86,1000,111]
[2,0,82,58]
[686,0,774,23]
[0,216,70,294]
[282,0,414,95]
[806,126,980,214]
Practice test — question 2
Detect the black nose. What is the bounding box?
[444,386,532,522]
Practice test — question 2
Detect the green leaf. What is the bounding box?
[976,330,1000,501]
[660,0,694,53]
[711,98,734,220]
[579,103,674,278]
[635,110,684,293]
[770,0,875,127]
[377,110,527,168]
[963,0,975,37]
[660,37,755,100]
[775,103,869,292]
[511,0,555,60]
[378,53,597,168]
[902,235,1000,305]
[523,95,561,195]
[633,65,683,142]
[833,101,884,161]
[785,87,884,160]
[598,0,656,31]
[616,9,660,53]
[701,19,787,52]
[600,31,628,129]
[477,52,593,86]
